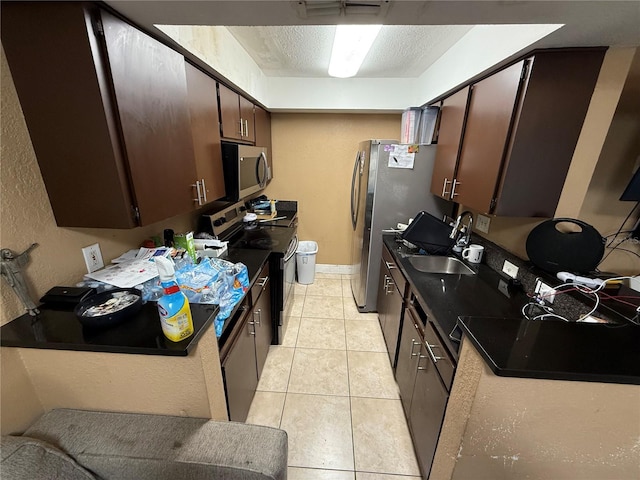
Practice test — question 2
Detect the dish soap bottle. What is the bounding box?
[154,257,194,342]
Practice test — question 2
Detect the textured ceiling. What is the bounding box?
[226,25,473,77]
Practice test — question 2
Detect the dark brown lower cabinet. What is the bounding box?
[222,263,272,422]
[252,266,272,379]
[378,258,404,367]
[396,296,455,479]
[222,303,258,422]
[409,341,450,478]
[377,260,390,340]
[396,312,422,418]
[378,246,407,368]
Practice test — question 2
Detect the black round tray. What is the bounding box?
[74,288,142,329]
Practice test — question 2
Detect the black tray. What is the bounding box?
[74,288,142,329]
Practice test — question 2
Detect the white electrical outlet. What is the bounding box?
[82,243,104,273]
[502,260,519,279]
[535,279,557,304]
[476,214,491,233]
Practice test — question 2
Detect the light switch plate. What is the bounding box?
[82,243,104,273]
[502,260,519,279]
[476,214,491,233]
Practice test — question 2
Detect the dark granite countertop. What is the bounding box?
[0,303,219,356]
[383,235,529,361]
[0,248,270,356]
[459,316,640,384]
[383,234,639,384]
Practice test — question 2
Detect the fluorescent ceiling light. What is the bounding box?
[328,24,382,78]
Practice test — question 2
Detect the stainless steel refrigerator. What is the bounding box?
[350,139,452,312]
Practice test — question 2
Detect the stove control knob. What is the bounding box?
[220,217,227,224]
[239,206,247,212]
[213,219,223,227]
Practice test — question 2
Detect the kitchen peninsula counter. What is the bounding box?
[0,247,271,424]
[459,316,640,385]
[0,247,270,356]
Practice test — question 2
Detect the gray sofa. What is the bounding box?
[1,409,287,479]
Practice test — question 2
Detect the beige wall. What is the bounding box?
[15,327,227,432]
[467,47,640,275]
[265,113,401,265]
[433,340,640,480]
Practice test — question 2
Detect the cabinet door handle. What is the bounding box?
[442,178,451,198]
[384,275,394,294]
[417,354,428,370]
[239,119,244,136]
[257,276,269,288]
[192,180,202,205]
[425,342,444,363]
[253,309,261,326]
[201,178,207,203]
[248,320,256,335]
[410,339,420,357]
[385,261,396,270]
[451,179,460,198]
[244,119,249,138]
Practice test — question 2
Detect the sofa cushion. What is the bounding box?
[24,409,287,480]
[0,435,96,480]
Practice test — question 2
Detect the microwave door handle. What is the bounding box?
[256,152,268,188]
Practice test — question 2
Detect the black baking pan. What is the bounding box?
[526,218,604,274]
[74,288,143,329]
[401,211,454,255]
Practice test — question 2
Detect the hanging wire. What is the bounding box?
[605,203,639,248]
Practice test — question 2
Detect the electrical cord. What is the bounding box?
[605,203,639,248]
[523,277,638,323]
[604,230,634,239]
[599,237,638,266]
[598,203,640,268]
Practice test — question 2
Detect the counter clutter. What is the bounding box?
[0,239,271,356]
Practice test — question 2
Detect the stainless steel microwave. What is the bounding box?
[221,142,271,201]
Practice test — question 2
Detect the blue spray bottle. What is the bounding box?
[154,257,194,342]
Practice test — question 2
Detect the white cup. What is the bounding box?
[462,244,484,264]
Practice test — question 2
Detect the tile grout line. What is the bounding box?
[343,274,358,477]
[280,288,305,430]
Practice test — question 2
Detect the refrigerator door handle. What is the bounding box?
[350,151,361,229]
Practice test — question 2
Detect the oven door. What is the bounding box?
[280,235,298,316]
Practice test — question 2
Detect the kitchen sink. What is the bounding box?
[408,255,476,275]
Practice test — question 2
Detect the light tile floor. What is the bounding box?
[246,273,421,479]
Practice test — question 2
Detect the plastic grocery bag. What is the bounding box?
[213,262,249,335]
[174,257,249,337]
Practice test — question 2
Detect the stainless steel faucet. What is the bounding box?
[449,211,474,252]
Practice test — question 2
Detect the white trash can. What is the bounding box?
[296,241,318,285]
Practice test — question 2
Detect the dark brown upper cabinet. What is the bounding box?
[433,49,606,217]
[254,105,273,183]
[185,63,226,205]
[2,3,199,227]
[454,60,525,213]
[100,11,198,225]
[218,83,255,143]
[430,87,470,201]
